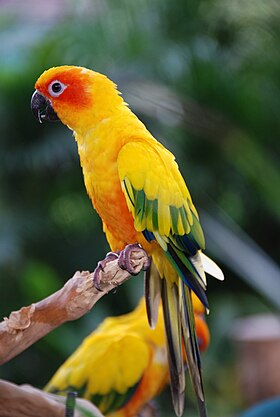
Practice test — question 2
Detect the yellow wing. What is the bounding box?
[46,331,151,414]
[117,140,207,305]
[118,141,204,241]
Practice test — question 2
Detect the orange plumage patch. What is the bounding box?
[195,315,210,353]
[35,66,92,109]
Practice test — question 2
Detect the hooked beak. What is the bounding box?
[31,91,60,123]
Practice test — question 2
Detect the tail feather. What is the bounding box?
[200,253,224,281]
[146,238,217,417]
[145,261,162,329]
[179,280,208,417]
[165,245,209,309]
[161,279,185,417]
[189,253,207,286]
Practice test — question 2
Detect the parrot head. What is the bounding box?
[31,66,122,133]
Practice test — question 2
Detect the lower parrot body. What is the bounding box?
[75,119,215,417]
[45,298,210,417]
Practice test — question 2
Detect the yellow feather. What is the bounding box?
[144,176,158,200]
[130,171,145,191]
[177,214,185,236]
[184,201,193,227]
[158,200,170,236]
[86,334,149,395]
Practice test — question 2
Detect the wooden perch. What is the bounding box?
[0,244,149,365]
[0,379,157,417]
[0,379,104,417]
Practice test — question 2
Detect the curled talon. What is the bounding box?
[118,243,147,275]
[93,251,120,291]
[92,261,105,291]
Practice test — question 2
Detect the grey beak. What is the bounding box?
[31,90,60,123]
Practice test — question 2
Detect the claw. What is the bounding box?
[118,244,150,275]
[118,244,141,275]
[93,251,119,291]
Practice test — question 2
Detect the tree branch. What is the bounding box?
[0,379,104,417]
[0,244,149,365]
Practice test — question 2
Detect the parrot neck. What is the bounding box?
[74,103,149,159]
[70,100,126,137]
[69,76,126,136]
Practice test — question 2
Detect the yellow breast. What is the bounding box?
[74,106,151,250]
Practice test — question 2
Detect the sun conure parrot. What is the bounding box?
[31,66,224,417]
[45,296,210,417]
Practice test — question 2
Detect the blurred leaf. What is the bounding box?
[20,260,60,302]
[202,210,280,310]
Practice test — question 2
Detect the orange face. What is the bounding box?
[31,65,122,133]
[31,66,94,129]
[35,66,92,109]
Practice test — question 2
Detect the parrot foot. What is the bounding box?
[93,251,119,291]
[118,243,150,275]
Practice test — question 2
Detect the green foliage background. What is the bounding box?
[0,1,280,416]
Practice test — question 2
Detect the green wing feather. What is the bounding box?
[123,176,204,251]
[121,169,208,306]
[90,385,140,414]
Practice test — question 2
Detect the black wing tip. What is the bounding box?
[197,398,208,417]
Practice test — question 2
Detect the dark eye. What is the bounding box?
[48,80,67,97]
[51,82,62,93]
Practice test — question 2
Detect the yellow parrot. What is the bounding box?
[31,66,223,417]
[45,297,210,417]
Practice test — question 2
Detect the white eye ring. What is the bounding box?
[48,80,67,97]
